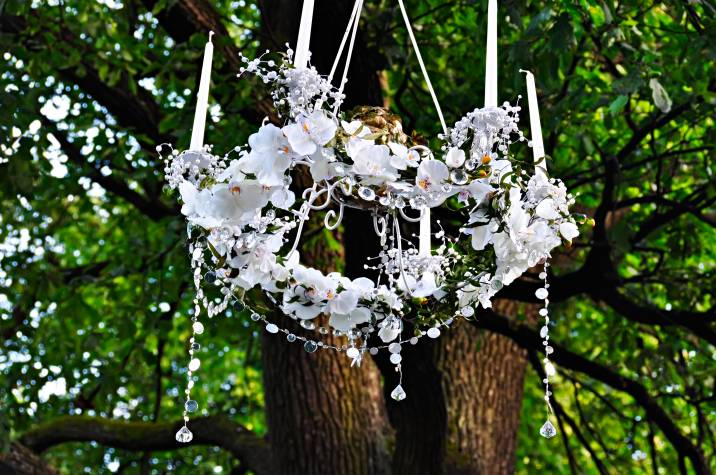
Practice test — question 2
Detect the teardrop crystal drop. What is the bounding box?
[540,420,557,438]
[391,384,407,401]
[175,426,194,443]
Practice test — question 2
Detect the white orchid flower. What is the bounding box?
[206,181,270,225]
[351,144,399,185]
[309,147,340,182]
[416,159,449,194]
[283,110,337,156]
[458,181,493,205]
[388,142,421,170]
[399,272,440,298]
[467,219,497,251]
[559,222,579,241]
[231,124,294,186]
[329,306,372,333]
[535,198,560,220]
[325,289,360,315]
[445,147,466,168]
[341,120,368,136]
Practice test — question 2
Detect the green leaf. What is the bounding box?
[609,95,628,116]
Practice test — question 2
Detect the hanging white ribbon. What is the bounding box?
[328,0,363,84]
[294,0,315,68]
[396,0,447,135]
[331,0,365,114]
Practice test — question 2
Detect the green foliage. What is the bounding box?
[1,0,714,473]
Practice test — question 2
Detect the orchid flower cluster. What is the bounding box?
[373,102,579,310]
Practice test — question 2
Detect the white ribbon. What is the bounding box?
[396,0,447,135]
[331,0,365,114]
[328,0,363,84]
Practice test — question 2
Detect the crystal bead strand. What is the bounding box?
[389,325,406,401]
[175,237,206,444]
[538,259,557,439]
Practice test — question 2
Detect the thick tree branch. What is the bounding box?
[473,309,711,475]
[0,443,59,475]
[43,119,177,221]
[1,14,168,148]
[19,415,274,475]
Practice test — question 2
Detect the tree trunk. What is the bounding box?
[259,2,531,473]
[376,302,534,474]
[259,2,391,474]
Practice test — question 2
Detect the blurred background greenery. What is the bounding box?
[1,0,715,474]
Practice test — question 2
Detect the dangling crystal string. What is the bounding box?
[538,259,557,438]
[176,230,207,443]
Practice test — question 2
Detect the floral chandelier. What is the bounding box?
[161,0,583,444]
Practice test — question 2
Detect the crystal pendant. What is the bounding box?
[358,186,375,201]
[450,169,468,185]
[540,420,557,438]
[391,384,407,401]
[300,320,316,330]
[175,426,193,443]
[460,306,475,317]
[185,400,198,413]
[304,340,318,353]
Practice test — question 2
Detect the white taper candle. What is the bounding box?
[484,0,498,108]
[520,69,547,176]
[189,31,214,151]
[419,209,431,256]
[294,0,315,68]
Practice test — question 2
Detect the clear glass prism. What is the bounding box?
[175,426,193,443]
[391,384,407,401]
[540,420,557,439]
